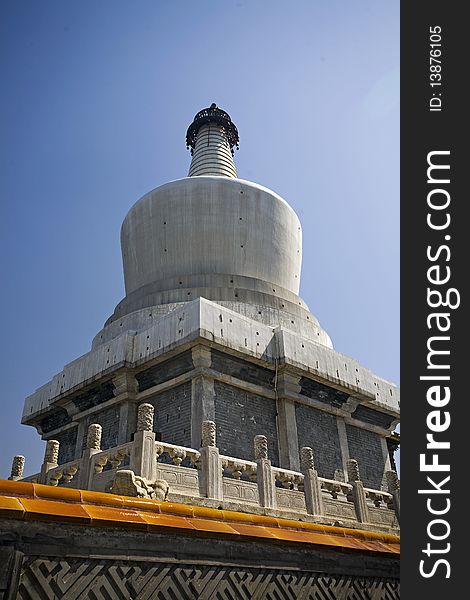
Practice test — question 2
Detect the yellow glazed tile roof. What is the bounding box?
[0,480,399,555]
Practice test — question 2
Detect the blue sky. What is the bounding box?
[0,0,399,477]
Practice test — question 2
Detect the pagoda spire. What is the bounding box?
[186,103,239,177]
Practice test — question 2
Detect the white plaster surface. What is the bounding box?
[188,123,237,178]
[120,176,302,298]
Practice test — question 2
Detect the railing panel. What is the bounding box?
[46,460,80,487]
[276,489,307,513]
[220,456,257,482]
[91,442,134,475]
[156,442,200,467]
[223,478,259,504]
[324,498,357,521]
[92,469,118,492]
[156,463,199,496]
[368,506,399,528]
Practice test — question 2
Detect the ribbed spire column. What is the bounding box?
[188,123,237,177]
[186,104,239,178]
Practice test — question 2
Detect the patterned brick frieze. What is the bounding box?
[17,557,400,600]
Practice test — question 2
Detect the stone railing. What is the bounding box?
[46,460,80,487]
[221,456,257,480]
[92,442,134,475]
[10,403,400,531]
[155,441,200,467]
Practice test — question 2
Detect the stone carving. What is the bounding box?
[9,455,25,480]
[94,455,109,474]
[87,424,102,450]
[275,470,303,490]
[334,469,345,482]
[137,403,154,432]
[223,459,246,480]
[152,478,170,500]
[345,460,368,523]
[108,448,128,469]
[94,446,131,474]
[276,488,307,511]
[44,440,59,465]
[168,447,186,466]
[321,479,344,499]
[323,499,356,520]
[202,420,216,447]
[221,457,257,482]
[346,459,361,482]
[156,442,200,467]
[366,489,389,508]
[108,469,169,500]
[300,447,315,471]
[49,464,79,487]
[386,470,400,493]
[254,435,268,460]
[155,442,164,460]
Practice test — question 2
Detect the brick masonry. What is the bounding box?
[147,382,192,447]
[295,404,342,479]
[351,405,396,429]
[346,425,386,489]
[55,427,78,465]
[214,381,279,466]
[299,377,350,409]
[136,351,193,392]
[72,382,115,412]
[211,350,274,387]
[38,408,71,434]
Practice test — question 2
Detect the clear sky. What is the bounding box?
[0,0,399,478]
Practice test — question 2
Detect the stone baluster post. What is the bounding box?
[39,440,59,484]
[8,455,25,481]
[254,435,276,509]
[386,469,400,521]
[300,447,324,516]
[198,421,223,500]
[79,423,103,489]
[347,459,369,523]
[130,403,156,481]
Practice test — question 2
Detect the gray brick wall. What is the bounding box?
[55,427,78,464]
[346,425,385,489]
[300,378,349,409]
[295,405,342,479]
[39,409,71,434]
[136,351,193,392]
[147,382,192,447]
[351,405,396,429]
[211,350,274,387]
[214,381,279,466]
[72,382,115,412]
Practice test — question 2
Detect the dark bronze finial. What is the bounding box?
[186,104,239,156]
